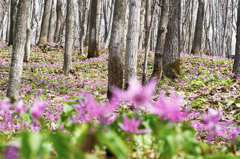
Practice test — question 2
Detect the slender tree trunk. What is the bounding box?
[63,0,74,75]
[0,7,6,41]
[233,1,240,76]
[125,0,141,87]
[144,0,151,48]
[24,0,32,62]
[191,0,204,55]
[35,0,44,44]
[142,0,156,84]
[104,0,115,49]
[6,1,11,42]
[187,0,194,53]
[55,0,63,43]
[48,0,57,43]
[78,0,89,54]
[96,0,102,49]
[39,0,52,44]
[107,0,127,99]
[138,0,145,50]
[87,0,99,58]
[78,0,84,53]
[163,0,181,79]
[151,0,169,80]
[8,0,18,46]
[7,0,29,101]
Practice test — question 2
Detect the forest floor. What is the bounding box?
[1,43,240,158]
[0,44,240,122]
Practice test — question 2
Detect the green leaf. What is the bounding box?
[72,123,90,146]
[97,129,128,159]
[62,103,74,113]
[49,131,72,159]
[29,132,42,156]
[20,131,32,159]
[204,154,239,159]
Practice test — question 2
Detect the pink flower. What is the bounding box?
[73,93,119,124]
[32,120,40,131]
[228,126,240,141]
[192,108,236,143]
[151,92,187,122]
[15,101,29,114]
[191,120,204,130]
[31,99,47,119]
[119,115,150,134]
[113,78,156,106]
[203,108,222,124]
[189,93,198,98]
[0,98,12,112]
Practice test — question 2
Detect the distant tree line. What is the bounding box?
[0,0,240,101]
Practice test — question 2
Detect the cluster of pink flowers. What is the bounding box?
[0,98,50,132]
[72,93,119,124]
[191,108,240,143]
[0,77,239,143]
[72,78,188,134]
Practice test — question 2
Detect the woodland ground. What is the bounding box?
[0,44,239,120]
[1,43,240,158]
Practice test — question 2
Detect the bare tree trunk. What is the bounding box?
[125,0,141,87]
[48,0,57,43]
[35,0,44,44]
[191,0,204,55]
[96,0,102,49]
[9,0,18,46]
[104,0,115,49]
[39,0,52,44]
[24,0,32,62]
[142,0,156,83]
[233,0,240,76]
[163,0,181,80]
[107,0,127,99]
[63,0,74,75]
[144,0,151,48]
[55,0,63,43]
[6,0,11,42]
[7,0,29,101]
[138,0,145,50]
[87,0,99,58]
[78,0,89,54]
[151,0,169,80]
[187,0,194,53]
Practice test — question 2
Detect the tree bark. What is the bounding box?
[39,0,52,44]
[24,0,32,62]
[104,0,115,49]
[187,0,194,53]
[138,0,145,50]
[48,0,57,43]
[233,0,240,75]
[78,0,89,54]
[8,0,18,46]
[191,0,204,55]
[107,0,127,99]
[96,0,102,49]
[163,0,181,80]
[55,0,63,43]
[35,0,44,44]
[7,0,29,101]
[87,0,99,58]
[144,0,151,48]
[125,0,141,87]
[63,0,74,75]
[151,0,169,80]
